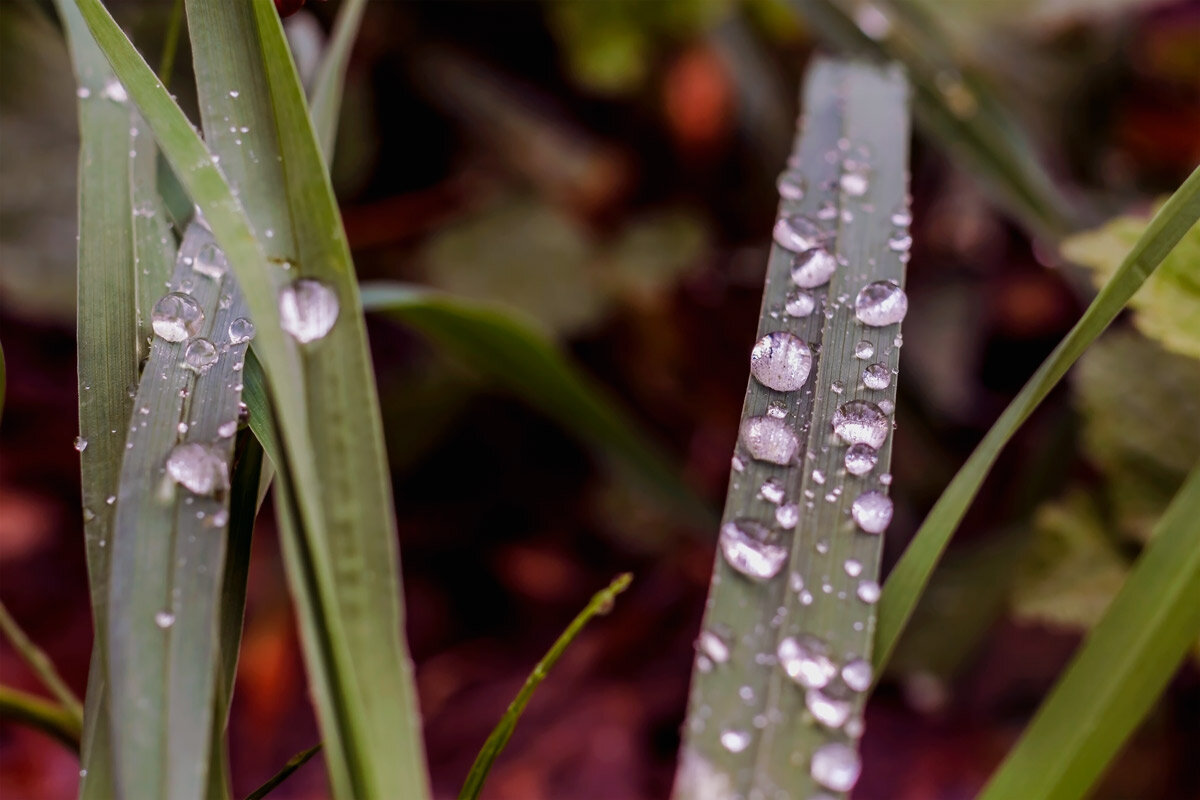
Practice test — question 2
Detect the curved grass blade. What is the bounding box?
[978,462,1200,800]
[308,0,366,159]
[0,686,83,751]
[0,603,83,725]
[460,573,633,800]
[874,165,1200,674]
[243,743,323,800]
[359,283,713,528]
[675,59,910,799]
[785,0,1079,236]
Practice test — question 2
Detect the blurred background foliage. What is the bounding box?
[1,0,1198,798]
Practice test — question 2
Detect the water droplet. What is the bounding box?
[766,402,787,419]
[844,558,863,577]
[82,507,96,522]
[810,742,861,792]
[855,280,908,327]
[785,291,816,317]
[76,86,91,99]
[698,630,730,664]
[776,171,805,201]
[760,479,785,505]
[807,680,854,728]
[887,233,912,253]
[151,293,205,342]
[879,472,893,486]
[731,455,745,473]
[750,332,812,392]
[862,362,891,390]
[777,634,836,688]
[228,317,256,344]
[720,728,752,754]
[790,248,837,288]
[740,416,798,465]
[851,491,893,534]
[165,443,229,496]
[106,495,116,505]
[854,2,892,40]
[74,436,88,453]
[183,338,219,372]
[720,519,788,581]
[192,242,227,280]
[830,380,844,395]
[878,399,895,415]
[842,659,873,692]
[228,90,240,98]
[154,611,175,629]
[839,171,869,197]
[812,468,826,485]
[891,209,912,227]
[773,214,823,253]
[832,401,889,448]
[279,279,339,343]
[100,79,127,103]
[844,443,878,476]
[854,340,875,359]
[217,420,238,438]
[775,503,799,529]
[857,579,881,603]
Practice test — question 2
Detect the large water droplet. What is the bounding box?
[811,742,861,792]
[855,280,908,327]
[74,436,88,453]
[842,658,873,692]
[698,630,731,664]
[165,443,229,496]
[785,291,815,318]
[192,242,227,280]
[851,491,893,534]
[183,338,219,372]
[740,416,798,465]
[832,401,889,449]
[228,317,256,344]
[720,520,787,581]
[750,332,812,391]
[151,293,205,342]
[806,680,853,728]
[790,248,837,288]
[278,279,339,343]
[773,214,823,253]
[863,363,892,391]
[777,634,836,689]
[844,443,879,476]
[720,729,752,754]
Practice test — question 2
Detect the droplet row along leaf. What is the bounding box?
[675,60,910,799]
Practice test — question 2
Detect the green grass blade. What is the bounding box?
[0,603,83,725]
[786,0,1079,236]
[308,0,366,160]
[874,165,1200,674]
[675,59,910,799]
[105,224,251,800]
[0,686,83,752]
[243,743,323,800]
[978,462,1200,800]
[459,573,633,800]
[359,283,713,527]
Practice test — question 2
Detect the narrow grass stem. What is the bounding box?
[0,602,83,727]
[0,685,82,751]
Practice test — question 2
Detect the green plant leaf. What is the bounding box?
[0,686,82,751]
[1063,206,1200,360]
[359,282,712,527]
[874,164,1200,674]
[978,461,1200,800]
[460,573,633,800]
[308,0,366,160]
[676,59,910,798]
[0,603,83,726]
[243,743,323,800]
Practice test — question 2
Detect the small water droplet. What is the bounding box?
[785,291,816,317]
[857,579,881,603]
[82,507,96,522]
[720,729,752,754]
[862,362,891,390]
[844,558,863,577]
[812,468,826,485]
[810,742,861,792]
[842,658,873,692]
[773,214,823,253]
[731,454,745,473]
[844,443,879,476]
[777,634,836,688]
[839,171,869,197]
[228,317,256,344]
[154,611,175,629]
[855,280,908,327]
[879,472,893,486]
[740,416,798,465]
[855,2,892,40]
[878,399,895,415]
[228,90,240,98]
[74,436,88,452]
[106,495,116,505]
[183,338,219,372]
[192,242,227,280]
[832,401,889,448]
[790,248,837,288]
[830,380,844,395]
[698,629,731,664]
[775,503,799,529]
[807,680,854,728]
[76,86,91,99]
[776,171,805,201]
[100,79,127,103]
[151,293,205,342]
[854,340,875,359]
[279,279,339,343]
[217,420,238,438]
[766,402,787,419]
[177,422,189,435]
[750,332,813,392]
[760,479,785,505]
[720,519,788,581]
[887,233,912,253]
[851,491,893,534]
[891,209,912,227]
[165,443,229,496]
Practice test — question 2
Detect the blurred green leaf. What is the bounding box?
[1063,208,1200,360]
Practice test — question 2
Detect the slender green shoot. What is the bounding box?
[157,0,184,89]
[460,573,634,800]
[0,686,82,751]
[0,603,83,726]
[243,743,324,800]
